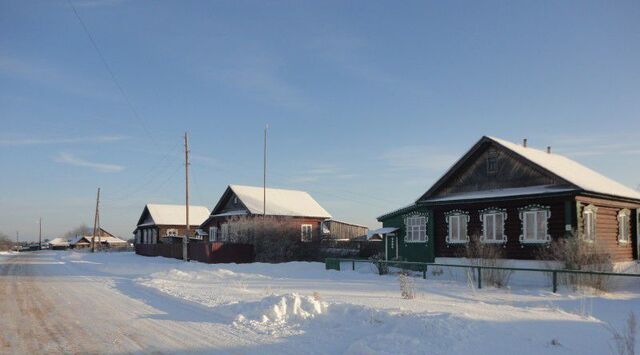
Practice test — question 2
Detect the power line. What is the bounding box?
[66,0,157,146]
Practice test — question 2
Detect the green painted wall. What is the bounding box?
[380,206,435,263]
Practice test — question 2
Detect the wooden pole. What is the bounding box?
[91,188,100,253]
[183,132,190,262]
[263,125,267,217]
[16,231,19,251]
[39,218,42,250]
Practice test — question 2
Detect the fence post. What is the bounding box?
[477,267,482,289]
[352,260,355,271]
[552,271,557,293]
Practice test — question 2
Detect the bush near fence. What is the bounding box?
[135,242,254,264]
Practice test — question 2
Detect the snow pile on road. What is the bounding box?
[229,293,326,335]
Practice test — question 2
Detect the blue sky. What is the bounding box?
[1,0,639,241]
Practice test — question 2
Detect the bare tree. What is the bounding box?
[0,232,14,251]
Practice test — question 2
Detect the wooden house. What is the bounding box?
[69,228,128,249]
[200,185,333,243]
[133,204,210,245]
[377,136,640,264]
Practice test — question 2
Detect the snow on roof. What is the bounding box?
[229,185,332,218]
[421,185,576,203]
[143,204,211,226]
[489,137,640,200]
[49,238,70,246]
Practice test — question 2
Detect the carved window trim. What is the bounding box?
[479,207,508,244]
[404,212,428,243]
[518,204,551,244]
[582,204,598,243]
[445,210,469,244]
[617,209,631,244]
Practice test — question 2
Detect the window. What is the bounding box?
[583,204,597,242]
[480,208,507,243]
[519,205,551,244]
[405,215,427,242]
[233,196,239,205]
[486,149,498,175]
[220,223,229,242]
[166,228,178,237]
[445,210,469,244]
[209,226,219,242]
[301,224,313,242]
[617,209,630,244]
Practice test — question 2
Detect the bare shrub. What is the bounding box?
[399,272,416,299]
[223,216,318,262]
[460,234,512,288]
[537,232,613,292]
[607,312,637,355]
[0,232,14,251]
[369,252,389,275]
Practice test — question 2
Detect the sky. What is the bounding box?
[1,0,639,241]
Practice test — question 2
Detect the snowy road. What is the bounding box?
[1,251,639,354]
[0,252,264,354]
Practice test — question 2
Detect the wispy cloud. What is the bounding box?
[380,145,459,173]
[287,164,355,184]
[72,0,128,7]
[208,55,309,109]
[0,54,116,101]
[0,135,127,146]
[546,134,640,157]
[54,152,125,173]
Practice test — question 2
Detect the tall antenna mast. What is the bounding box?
[183,132,190,262]
[39,218,42,250]
[91,187,100,252]
[263,124,268,217]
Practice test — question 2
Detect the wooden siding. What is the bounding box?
[431,141,568,197]
[433,197,571,260]
[576,196,639,262]
[323,220,368,240]
[201,215,325,243]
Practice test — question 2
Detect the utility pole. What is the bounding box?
[16,231,19,251]
[263,124,268,217]
[38,218,42,250]
[91,188,101,253]
[183,132,190,262]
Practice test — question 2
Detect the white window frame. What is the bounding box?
[617,209,630,244]
[445,210,469,244]
[301,224,313,242]
[209,226,219,242]
[518,205,551,244]
[220,223,229,242]
[404,214,427,243]
[480,208,508,244]
[582,204,597,243]
[166,228,178,237]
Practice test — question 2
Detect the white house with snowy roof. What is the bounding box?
[377,136,640,263]
[134,204,211,244]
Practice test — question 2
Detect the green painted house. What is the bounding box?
[376,136,640,263]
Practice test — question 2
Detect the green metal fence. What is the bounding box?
[325,258,640,293]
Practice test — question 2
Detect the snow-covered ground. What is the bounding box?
[2,250,639,354]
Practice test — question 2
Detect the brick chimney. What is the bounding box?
[546,146,551,154]
[523,138,528,148]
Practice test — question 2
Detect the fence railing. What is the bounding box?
[325,258,640,293]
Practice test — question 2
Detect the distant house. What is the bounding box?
[377,136,640,263]
[69,228,128,249]
[200,185,335,243]
[133,204,211,245]
[48,238,70,250]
